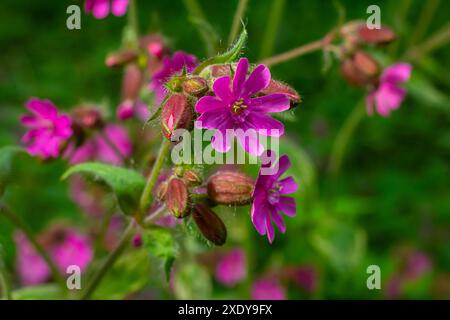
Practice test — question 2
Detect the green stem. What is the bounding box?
[139,138,171,218]
[259,0,285,59]
[328,99,366,180]
[80,221,135,300]
[228,0,249,45]
[259,38,325,67]
[0,203,66,290]
[128,0,139,45]
[0,264,11,300]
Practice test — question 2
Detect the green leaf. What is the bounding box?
[62,162,146,216]
[0,146,26,197]
[194,26,248,75]
[93,249,151,300]
[143,228,177,282]
[309,220,366,273]
[12,284,63,300]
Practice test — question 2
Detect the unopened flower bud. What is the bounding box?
[122,64,143,101]
[182,76,208,96]
[132,234,143,247]
[105,50,138,68]
[207,171,254,206]
[341,51,380,87]
[193,203,227,246]
[183,169,202,186]
[161,94,193,139]
[261,80,301,107]
[72,106,103,130]
[210,64,232,77]
[358,25,396,45]
[166,178,190,218]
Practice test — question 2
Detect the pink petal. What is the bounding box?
[249,94,290,113]
[26,98,57,119]
[93,0,109,19]
[196,110,231,130]
[20,115,38,127]
[274,155,291,179]
[112,0,129,16]
[195,96,226,113]
[381,63,412,84]
[232,58,249,98]
[251,200,269,236]
[242,64,271,98]
[236,127,264,156]
[279,176,298,194]
[277,196,296,217]
[211,127,233,153]
[271,207,286,233]
[374,82,406,117]
[265,215,275,244]
[213,76,233,104]
[246,112,285,137]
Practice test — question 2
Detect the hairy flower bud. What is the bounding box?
[207,171,254,206]
[358,25,396,45]
[193,203,227,246]
[183,169,202,186]
[161,94,193,139]
[105,50,138,68]
[261,79,301,107]
[182,76,208,96]
[122,64,143,101]
[341,51,380,87]
[166,178,190,218]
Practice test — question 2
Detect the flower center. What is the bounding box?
[231,99,248,115]
[267,183,281,205]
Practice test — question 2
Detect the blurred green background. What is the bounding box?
[0,0,449,299]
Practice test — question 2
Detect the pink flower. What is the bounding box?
[366,63,412,117]
[149,51,198,104]
[15,228,93,286]
[20,98,73,159]
[66,124,132,165]
[195,58,290,156]
[215,249,247,287]
[251,278,286,300]
[288,265,317,293]
[117,100,149,121]
[251,152,297,243]
[84,0,129,19]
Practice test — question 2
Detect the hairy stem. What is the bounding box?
[259,39,325,67]
[81,221,135,300]
[139,138,171,219]
[228,0,249,45]
[0,203,66,290]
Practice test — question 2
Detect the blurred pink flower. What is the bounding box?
[67,124,132,165]
[21,98,73,159]
[366,63,412,117]
[404,251,432,280]
[149,51,198,104]
[289,265,317,293]
[251,278,286,300]
[251,153,297,243]
[84,0,129,19]
[15,228,93,286]
[14,232,50,286]
[215,249,247,287]
[117,100,149,121]
[69,175,107,217]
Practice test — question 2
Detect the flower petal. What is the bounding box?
[279,176,298,194]
[271,207,286,234]
[93,0,109,19]
[265,215,275,244]
[374,82,406,117]
[196,110,231,130]
[245,112,285,137]
[249,94,290,113]
[251,200,269,236]
[112,0,129,16]
[213,76,233,104]
[26,98,57,119]
[233,58,249,98]
[195,96,226,113]
[381,63,412,84]
[274,154,291,179]
[277,196,296,217]
[242,64,271,98]
[211,124,234,153]
[236,127,264,156]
